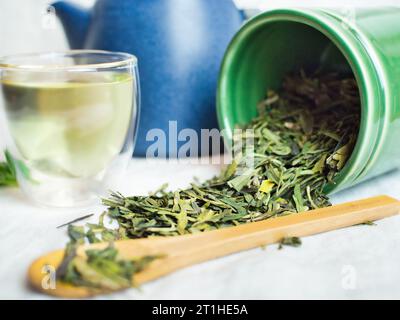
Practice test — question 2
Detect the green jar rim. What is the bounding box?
[217,8,386,194]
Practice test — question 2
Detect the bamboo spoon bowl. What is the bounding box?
[28,195,400,298]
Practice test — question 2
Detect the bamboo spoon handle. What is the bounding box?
[28,195,400,298]
[134,195,400,283]
[192,194,400,250]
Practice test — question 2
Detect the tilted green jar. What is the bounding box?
[217,7,400,194]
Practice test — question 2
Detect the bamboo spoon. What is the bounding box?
[28,195,400,298]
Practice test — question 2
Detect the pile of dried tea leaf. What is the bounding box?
[86,71,360,240]
[57,70,360,290]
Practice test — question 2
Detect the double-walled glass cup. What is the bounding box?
[0,50,140,207]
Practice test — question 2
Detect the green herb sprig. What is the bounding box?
[0,150,17,187]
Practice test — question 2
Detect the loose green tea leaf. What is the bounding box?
[278,236,302,249]
[57,214,95,229]
[359,220,377,226]
[259,180,275,194]
[67,225,86,244]
[56,242,159,291]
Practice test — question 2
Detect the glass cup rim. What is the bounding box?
[0,49,137,71]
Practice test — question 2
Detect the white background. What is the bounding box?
[1,0,400,300]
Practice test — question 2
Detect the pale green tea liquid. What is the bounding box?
[1,73,134,179]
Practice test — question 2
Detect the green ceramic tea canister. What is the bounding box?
[217,7,400,194]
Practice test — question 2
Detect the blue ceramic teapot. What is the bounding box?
[53,0,244,157]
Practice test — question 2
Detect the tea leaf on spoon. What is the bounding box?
[56,242,160,291]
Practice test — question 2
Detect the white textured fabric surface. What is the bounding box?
[0,157,400,300]
[1,0,400,301]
